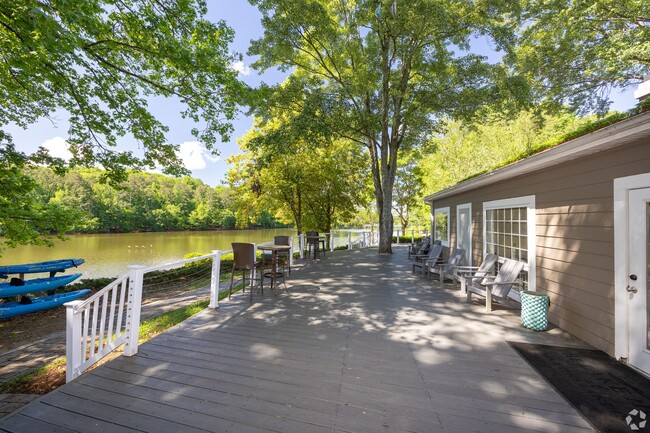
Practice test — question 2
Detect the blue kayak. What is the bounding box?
[0,273,82,298]
[0,258,85,277]
[0,289,90,319]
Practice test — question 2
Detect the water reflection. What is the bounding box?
[4,229,295,280]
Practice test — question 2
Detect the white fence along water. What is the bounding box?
[65,230,375,382]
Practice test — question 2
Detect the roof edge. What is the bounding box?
[423,110,650,204]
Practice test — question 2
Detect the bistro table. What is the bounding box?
[257,244,291,291]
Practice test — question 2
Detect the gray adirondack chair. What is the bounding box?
[457,253,499,294]
[408,236,430,260]
[412,243,443,275]
[466,258,525,312]
[427,248,465,285]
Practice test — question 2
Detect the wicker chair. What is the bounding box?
[274,235,291,275]
[306,231,321,259]
[229,243,262,301]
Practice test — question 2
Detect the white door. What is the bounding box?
[628,188,650,374]
[457,204,472,267]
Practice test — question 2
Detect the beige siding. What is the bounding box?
[428,138,650,356]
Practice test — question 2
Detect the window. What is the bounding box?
[483,196,536,294]
[456,203,472,267]
[434,207,450,246]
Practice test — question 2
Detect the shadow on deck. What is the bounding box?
[0,246,594,432]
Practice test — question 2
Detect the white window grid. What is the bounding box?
[485,207,528,263]
[483,196,536,294]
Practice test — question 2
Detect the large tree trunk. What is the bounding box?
[368,137,393,254]
[377,191,393,254]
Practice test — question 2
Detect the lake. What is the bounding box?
[3,229,299,280]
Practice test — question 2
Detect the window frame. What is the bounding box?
[456,203,472,267]
[434,207,451,247]
[482,195,536,291]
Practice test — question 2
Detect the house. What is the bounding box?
[423,105,650,376]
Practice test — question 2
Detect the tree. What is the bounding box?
[2,0,243,178]
[229,110,370,236]
[508,0,650,114]
[248,0,525,253]
[0,141,78,253]
[419,110,593,195]
[393,151,424,232]
[0,0,243,253]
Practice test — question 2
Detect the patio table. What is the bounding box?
[257,244,290,290]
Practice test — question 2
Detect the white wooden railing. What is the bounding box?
[65,252,223,382]
[65,230,376,382]
[392,228,430,244]
[293,230,376,258]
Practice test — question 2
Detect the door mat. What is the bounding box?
[508,342,650,433]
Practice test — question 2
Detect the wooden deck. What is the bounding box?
[0,246,594,432]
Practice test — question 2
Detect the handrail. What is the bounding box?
[66,272,131,382]
[392,228,430,244]
[294,230,376,258]
[65,252,222,382]
[65,231,375,382]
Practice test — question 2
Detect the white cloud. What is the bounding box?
[177,141,219,171]
[232,60,251,76]
[41,136,73,161]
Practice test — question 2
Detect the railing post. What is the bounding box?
[299,234,305,258]
[209,250,221,309]
[289,237,294,267]
[124,265,145,357]
[348,231,352,250]
[65,300,84,382]
[330,232,334,252]
[411,230,415,243]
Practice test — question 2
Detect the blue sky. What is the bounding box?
[6,1,638,187]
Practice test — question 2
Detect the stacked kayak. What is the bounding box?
[0,274,82,298]
[0,290,90,319]
[0,258,85,277]
[0,258,88,319]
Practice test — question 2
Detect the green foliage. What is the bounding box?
[1,0,243,181]
[24,167,241,233]
[65,277,116,293]
[499,111,630,165]
[456,110,632,183]
[392,235,426,244]
[248,0,526,252]
[420,110,593,195]
[0,356,66,394]
[508,0,650,115]
[0,140,78,254]
[393,151,425,231]
[229,112,372,234]
[138,299,210,343]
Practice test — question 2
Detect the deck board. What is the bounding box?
[0,246,595,432]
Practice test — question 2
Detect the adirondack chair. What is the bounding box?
[457,253,499,294]
[412,243,443,275]
[427,248,465,286]
[466,258,525,312]
[408,236,430,260]
[409,237,432,261]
